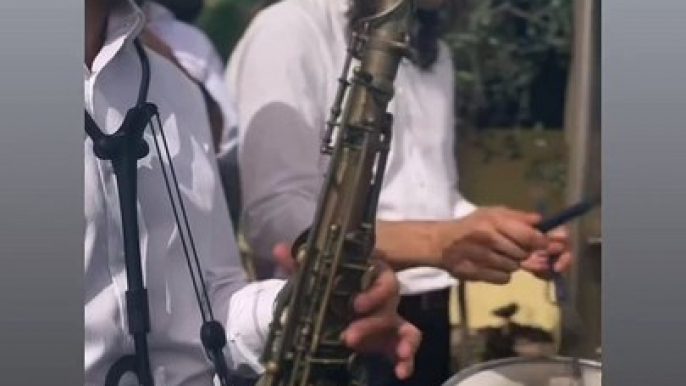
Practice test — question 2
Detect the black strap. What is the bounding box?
[85,110,104,144]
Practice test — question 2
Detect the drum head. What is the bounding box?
[442,356,601,386]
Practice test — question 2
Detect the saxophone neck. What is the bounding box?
[352,0,414,35]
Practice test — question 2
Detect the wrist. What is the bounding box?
[426,221,448,269]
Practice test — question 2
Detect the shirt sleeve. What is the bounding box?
[453,196,478,218]
[226,6,327,274]
[224,279,285,376]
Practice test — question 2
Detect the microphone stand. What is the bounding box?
[87,102,157,386]
[85,39,157,386]
[89,104,157,386]
[86,39,234,386]
[99,102,157,386]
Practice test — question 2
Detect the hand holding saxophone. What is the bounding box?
[271,243,421,379]
[343,261,421,380]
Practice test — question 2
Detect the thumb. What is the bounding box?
[272,242,296,273]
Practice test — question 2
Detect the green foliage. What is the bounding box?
[195,0,573,131]
[445,0,573,130]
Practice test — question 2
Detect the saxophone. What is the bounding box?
[257,1,413,386]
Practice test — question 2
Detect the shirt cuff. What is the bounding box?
[225,279,285,376]
[453,199,478,219]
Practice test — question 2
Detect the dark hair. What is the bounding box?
[348,0,452,71]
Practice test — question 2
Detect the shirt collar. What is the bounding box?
[86,0,146,76]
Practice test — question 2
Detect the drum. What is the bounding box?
[442,356,601,386]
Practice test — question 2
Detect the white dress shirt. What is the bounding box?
[141,1,239,156]
[227,0,477,295]
[84,2,281,385]
[141,0,242,228]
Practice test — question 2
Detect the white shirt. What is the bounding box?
[141,1,242,228]
[227,0,477,294]
[141,1,239,156]
[84,2,280,385]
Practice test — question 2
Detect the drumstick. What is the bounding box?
[534,196,599,368]
[536,196,600,301]
[534,195,600,233]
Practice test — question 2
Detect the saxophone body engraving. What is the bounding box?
[258,1,413,386]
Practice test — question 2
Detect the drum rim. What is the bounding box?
[443,356,602,384]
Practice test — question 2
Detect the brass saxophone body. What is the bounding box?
[257,1,414,386]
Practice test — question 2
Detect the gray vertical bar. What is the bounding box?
[0,1,83,385]
[564,0,602,358]
[605,0,686,385]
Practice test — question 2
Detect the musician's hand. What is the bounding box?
[436,207,549,284]
[343,262,420,380]
[272,242,297,275]
[520,226,574,279]
[273,244,420,378]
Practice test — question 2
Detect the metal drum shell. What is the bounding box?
[442,356,601,386]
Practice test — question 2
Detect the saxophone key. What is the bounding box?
[265,361,279,374]
[360,265,378,291]
[338,262,366,273]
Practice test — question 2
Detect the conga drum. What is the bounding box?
[442,356,601,386]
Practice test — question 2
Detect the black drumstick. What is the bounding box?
[535,195,600,233]
[535,196,600,358]
[535,196,600,301]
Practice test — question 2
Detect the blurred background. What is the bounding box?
[194,0,601,370]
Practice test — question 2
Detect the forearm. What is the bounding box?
[374,220,444,271]
[373,197,478,270]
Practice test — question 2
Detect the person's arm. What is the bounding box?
[373,40,476,273]
[223,267,423,380]
[224,279,285,375]
[227,7,327,270]
[374,220,444,270]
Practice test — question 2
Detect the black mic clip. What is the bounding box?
[92,103,157,162]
